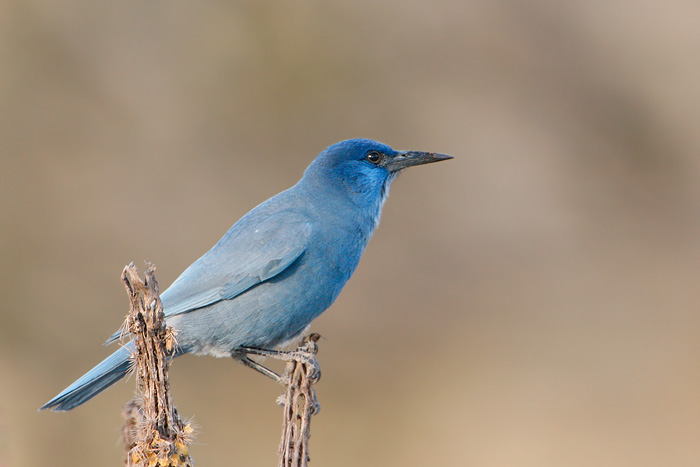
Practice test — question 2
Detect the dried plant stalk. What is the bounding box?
[120,262,194,467]
[278,333,321,467]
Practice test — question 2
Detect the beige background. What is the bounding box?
[2,1,700,466]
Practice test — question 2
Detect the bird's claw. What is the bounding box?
[310,400,321,415]
[305,360,321,383]
[287,349,321,382]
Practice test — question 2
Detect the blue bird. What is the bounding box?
[41,138,452,411]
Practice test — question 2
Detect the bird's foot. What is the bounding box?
[234,333,322,387]
[238,333,321,383]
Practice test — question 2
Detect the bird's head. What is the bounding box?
[302,139,452,210]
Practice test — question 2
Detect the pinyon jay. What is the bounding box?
[41,138,452,411]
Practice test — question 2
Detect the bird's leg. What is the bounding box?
[232,354,287,385]
[235,333,322,384]
[238,344,321,383]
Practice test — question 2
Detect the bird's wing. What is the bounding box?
[161,219,313,317]
[104,218,312,344]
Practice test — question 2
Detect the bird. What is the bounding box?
[40,138,452,411]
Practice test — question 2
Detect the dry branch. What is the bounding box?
[120,262,194,467]
[278,333,321,467]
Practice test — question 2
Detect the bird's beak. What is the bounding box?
[384,150,453,173]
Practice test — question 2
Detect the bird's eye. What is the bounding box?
[367,151,382,164]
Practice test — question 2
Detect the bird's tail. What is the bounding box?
[40,342,134,411]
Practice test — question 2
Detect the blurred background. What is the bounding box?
[2,1,700,466]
